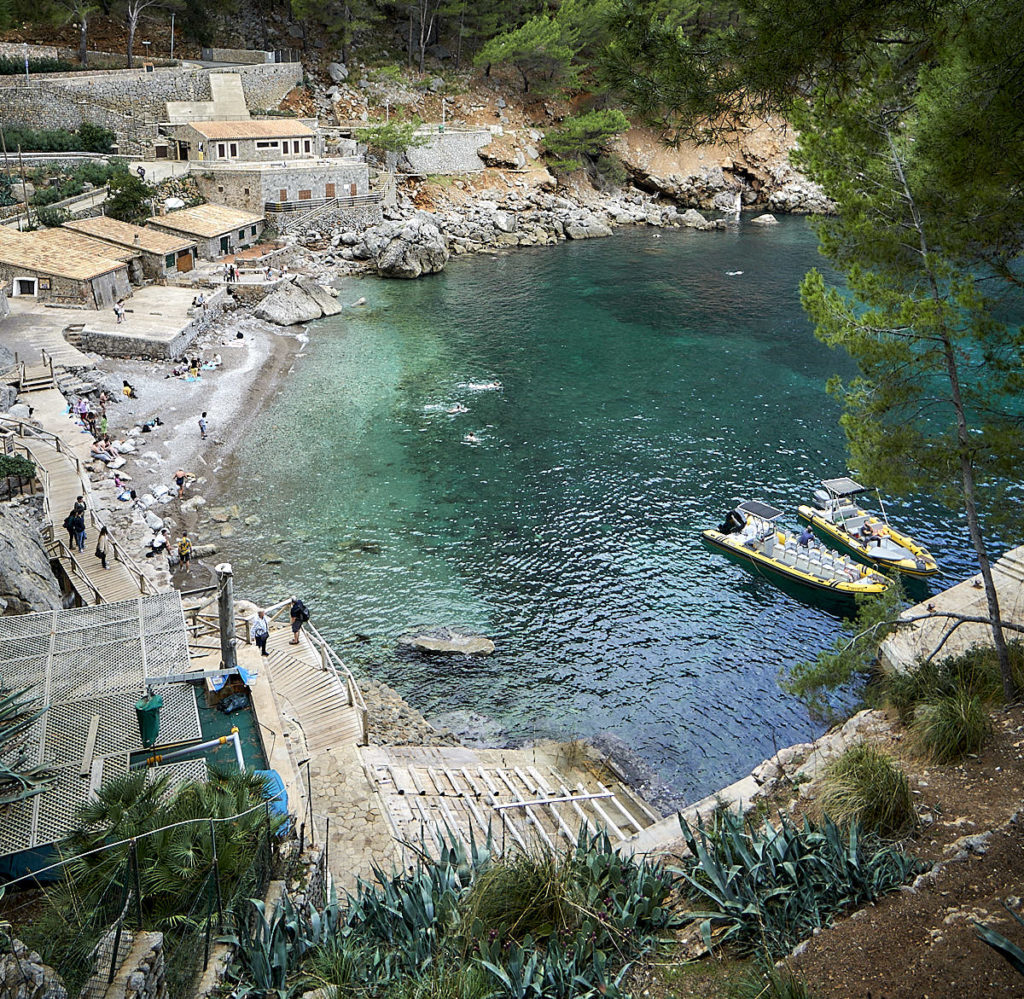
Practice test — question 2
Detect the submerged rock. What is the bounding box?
[398,627,495,655]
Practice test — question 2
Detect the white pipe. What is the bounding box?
[133,728,246,772]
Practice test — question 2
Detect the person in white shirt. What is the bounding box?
[252,610,270,657]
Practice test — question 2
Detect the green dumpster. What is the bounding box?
[135,692,163,748]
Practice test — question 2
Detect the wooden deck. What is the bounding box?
[362,744,662,862]
[261,628,364,753]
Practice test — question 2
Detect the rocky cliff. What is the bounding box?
[0,501,63,615]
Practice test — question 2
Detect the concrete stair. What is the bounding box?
[209,73,250,118]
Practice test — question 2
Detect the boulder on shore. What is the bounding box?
[563,213,613,239]
[362,216,450,279]
[254,275,342,326]
[398,627,495,656]
[750,213,780,225]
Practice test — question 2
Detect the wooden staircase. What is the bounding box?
[17,363,56,393]
[262,629,364,753]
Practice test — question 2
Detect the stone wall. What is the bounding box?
[195,160,369,215]
[404,129,492,175]
[289,201,382,236]
[201,47,275,64]
[0,937,67,999]
[0,64,302,157]
[77,288,226,359]
[119,932,166,999]
[0,266,130,309]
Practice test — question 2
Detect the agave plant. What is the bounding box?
[0,686,55,806]
[975,902,1024,977]
[674,809,926,959]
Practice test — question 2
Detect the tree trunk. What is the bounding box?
[126,12,136,69]
[886,130,1016,700]
[79,16,88,67]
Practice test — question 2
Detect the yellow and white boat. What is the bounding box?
[702,500,892,613]
[797,478,938,578]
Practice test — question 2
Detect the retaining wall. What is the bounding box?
[404,129,491,174]
[0,64,303,157]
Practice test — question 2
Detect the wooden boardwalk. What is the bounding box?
[261,627,365,753]
[0,399,152,605]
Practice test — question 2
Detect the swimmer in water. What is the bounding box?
[462,380,502,391]
[464,432,481,443]
[447,403,469,414]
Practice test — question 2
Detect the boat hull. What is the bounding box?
[701,531,889,614]
[796,507,938,578]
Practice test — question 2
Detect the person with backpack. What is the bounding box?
[289,596,309,644]
[63,510,77,550]
[95,526,109,569]
[252,609,270,657]
[176,532,193,571]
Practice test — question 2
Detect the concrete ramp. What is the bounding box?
[166,72,251,123]
[209,73,250,117]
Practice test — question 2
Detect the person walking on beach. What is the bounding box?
[198,412,208,440]
[252,609,270,656]
[289,596,309,644]
[95,526,109,569]
[114,300,126,324]
[174,468,188,498]
[176,532,193,572]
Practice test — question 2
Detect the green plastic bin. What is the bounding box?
[135,692,163,749]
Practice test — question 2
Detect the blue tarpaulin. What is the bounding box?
[209,666,252,692]
[256,768,290,835]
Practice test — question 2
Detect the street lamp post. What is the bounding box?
[22,44,29,83]
[170,12,175,60]
[141,40,151,64]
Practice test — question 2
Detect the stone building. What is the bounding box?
[0,228,130,308]
[173,119,321,162]
[63,217,197,279]
[33,227,145,285]
[196,158,372,216]
[146,203,265,260]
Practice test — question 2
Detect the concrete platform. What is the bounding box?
[880,543,1024,671]
[79,285,226,359]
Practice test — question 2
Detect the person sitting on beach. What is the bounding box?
[122,380,137,399]
[144,528,170,558]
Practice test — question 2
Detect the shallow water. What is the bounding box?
[225,218,978,805]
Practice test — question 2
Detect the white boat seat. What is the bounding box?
[763,535,776,557]
[844,515,869,532]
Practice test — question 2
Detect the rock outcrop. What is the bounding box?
[398,627,495,655]
[361,216,450,278]
[254,275,342,326]
[0,502,62,615]
[563,212,613,239]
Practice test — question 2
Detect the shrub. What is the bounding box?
[674,810,926,959]
[819,743,915,837]
[543,109,630,173]
[0,56,77,75]
[0,455,36,480]
[911,688,992,763]
[728,965,818,999]
[887,642,1024,723]
[77,123,114,153]
[35,206,71,228]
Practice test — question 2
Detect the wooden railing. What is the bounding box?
[0,415,154,599]
[260,598,368,745]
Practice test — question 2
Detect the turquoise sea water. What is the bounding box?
[225,217,977,805]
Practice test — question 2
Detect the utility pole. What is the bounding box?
[22,43,29,84]
[215,563,238,672]
[16,145,31,229]
[169,12,175,60]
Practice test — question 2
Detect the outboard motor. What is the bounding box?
[813,488,832,509]
[719,509,746,534]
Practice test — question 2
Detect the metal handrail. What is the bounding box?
[45,534,104,606]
